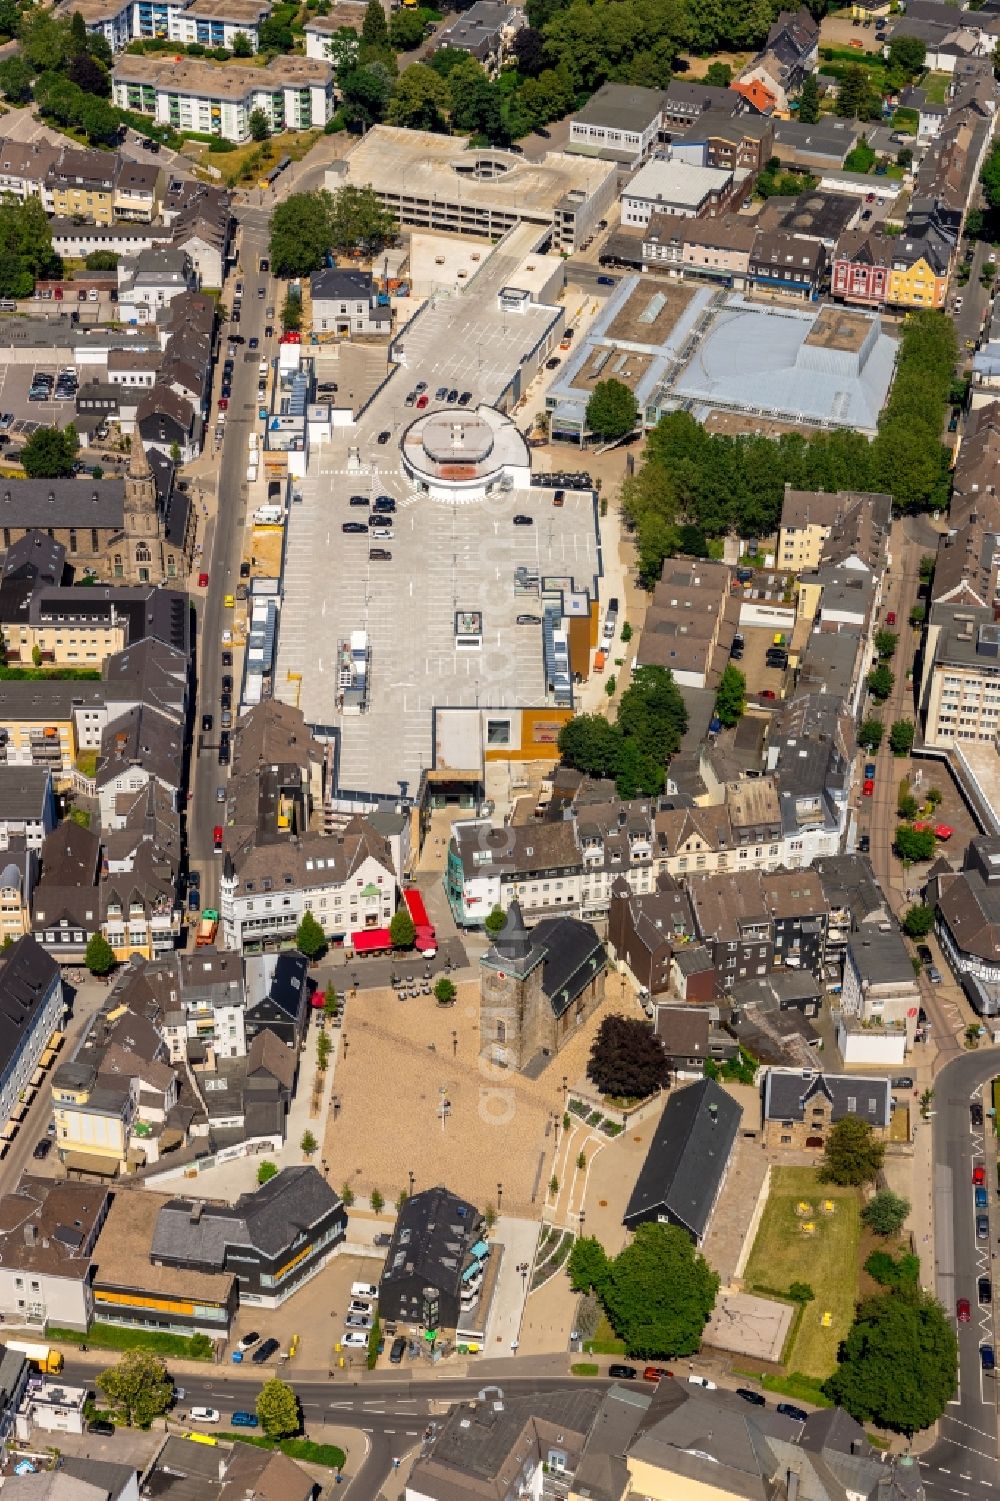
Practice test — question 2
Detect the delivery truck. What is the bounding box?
[195,910,219,947]
[6,1342,63,1374]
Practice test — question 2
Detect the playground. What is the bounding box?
[742,1166,860,1379]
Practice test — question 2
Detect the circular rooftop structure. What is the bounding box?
[401,404,530,502]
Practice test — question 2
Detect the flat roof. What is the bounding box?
[624,158,734,207]
[113,53,332,98]
[573,82,666,132]
[92,1189,235,1304]
[342,126,616,219]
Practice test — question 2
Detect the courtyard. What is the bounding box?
[741,1166,860,1380]
[322,979,618,1217]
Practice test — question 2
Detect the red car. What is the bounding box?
[213,825,224,852]
[198,572,209,588]
[218,397,229,411]
[760,689,777,701]
[643,1366,671,1383]
[416,394,429,409]
[958,1298,971,1323]
[974,1164,986,1186]
[886,611,897,626]
[863,778,874,797]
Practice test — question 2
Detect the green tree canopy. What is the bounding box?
[861,1188,911,1237]
[21,424,79,479]
[602,1223,720,1358]
[858,718,883,751]
[388,63,448,130]
[824,1288,957,1431]
[268,190,334,278]
[328,183,397,255]
[896,825,936,863]
[0,56,33,103]
[484,905,507,936]
[902,903,934,938]
[867,663,894,703]
[821,1116,885,1186]
[389,6,429,47]
[0,198,61,298]
[559,666,687,798]
[586,378,638,442]
[434,976,457,1005]
[874,629,898,659]
[256,1377,299,1439]
[568,1234,610,1294]
[296,910,326,959]
[85,932,115,977]
[231,29,253,54]
[714,664,746,727]
[889,718,915,756]
[257,1160,278,1184]
[300,1128,318,1155]
[798,72,820,123]
[362,0,389,47]
[704,61,732,87]
[339,60,394,128]
[888,34,926,75]
[97,1351,174,1428]
[588,1013,669,1100]
[389,906,416,949]
[249,107,270,139]
[85,250,118,270]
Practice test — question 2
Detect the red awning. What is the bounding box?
[352,927,392,954]
[403,888,431,930]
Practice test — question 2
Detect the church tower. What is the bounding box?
[479,901,545,1072]
[122,436,162,584]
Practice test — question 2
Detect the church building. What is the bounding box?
[479,901,608,1074]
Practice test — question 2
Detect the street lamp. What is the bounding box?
[578,1210,586,1236]
[497,1182,503,1213]
[408,1169,415,1195]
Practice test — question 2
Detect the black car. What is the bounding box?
[230,334,245,345]
[859,833,870,853]
[369,548,392,561]
[545,357,561,370]
[608,1364,638,1380]
[222,673,233,692]
[260,258,269,272]
[981,1277,993,1304]
[249,337,259,350]
[349,494,370,506]
[513,514,533,525]
[231,310,240,324]
[447,388,459,403]
[32,1138,52,1160]
[319,381,339,393]
[389,1336,406,1364]
[343,521,369,533]
[251,1337,280,1364]
[917,944,933,966]
[218,733,231,766]
[265,325,274,338]
[88,1419,115,1436]
[776,1403,807,1422]
[239,561,251,579]
[972,1101,985,1127]
[517,614,541,624]
[222,650,233,667]
[458,390,472,405]
[201,713,213,733]
[736,1389,766,1407]
[377,430,391,444]
[220,691,232,712]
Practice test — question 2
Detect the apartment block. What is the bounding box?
[112,54,333,142]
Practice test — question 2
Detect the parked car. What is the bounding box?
[517,614,541,625]
[342,1332,368,1348]
[886,611,897,626]
[977,1214,989,1240]
[88,1420,115,1436]
[858,833,870,853]
[190,1408,221,1423]
[980,1277,993,1304]
[958,1297,972,1323]
[736,1389,766,1406]
[608,1365,638,1380]
[435,386,448,400]
[917,945,933,967]
[459,391,472,405]
[238,1331,260,1350]
[346,1314,373,1329]
[972,1101,985,1127]
[862,779,874,797]
[374,496,396,512]
[251,1338,280,1364]
[974,1164,987,1185]
[891,1076,914,1090]
[447,388,459,403]
[32,1138,51,1160]
[377,431,391,444]
[982,1344,995,1373]
[232,1411,259,1427]
[642,1366,670,1382]
[513,514,533,526]
[201,714,213,733]
[928,964,942,984]
[864,762,877,780]
[976,1188,988,1210]
[688,1375,716,1389]
[343,522,369,534]
[389,1336,406,1363]
[776,1404,808,1422]
[349,494,370,507]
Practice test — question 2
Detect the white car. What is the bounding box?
[688,1375,717,1390]
[341,1332,368,1348]
[190,1407,220,1423]
[222,630,233,646]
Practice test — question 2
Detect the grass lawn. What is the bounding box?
[219,1434,346,1469]
[742,1166,860,1381]
[49,1323,213,1360]
[924,70,951,103]
[583,1315,625,1356]
[208,128,322,188]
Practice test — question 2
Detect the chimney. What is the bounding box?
[189,1202,204,1225]
[23,1223,36,1246]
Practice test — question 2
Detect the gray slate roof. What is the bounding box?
[623,1076,742,1237]
[762,1068,892,1127]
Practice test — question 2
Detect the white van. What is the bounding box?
[351,1282,378,1300]
[190,1407,220,1423]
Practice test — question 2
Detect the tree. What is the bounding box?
[568,1234,609,1294]
[371,1187,384,1213]
[704,61,732,87]
[85,250,118,270]
[0,56,33,104]
[867,663,894,703]
[85,932,115,977]
[901,903,934,939]
[858,718,883,751]
[362,0,389,48]
[323,980,340,1017]
[888,33,926,76]
[824,1288,957,1432]
[926,785,943,808]
[389,6,429,48]
[874,629,898,659]
[889,718,915,756]
[300,1129,318,1156]
[340,59,394,127]
[20,9,73,71]
[586,379,637,443]
[388,63,448,130]
[248,107,271,140]
[587,1013,669,1100]
[327,184,396,256]
[512,25,546,74]
[97,1351,173,1428]
[821,1116,885,1186]
[30,643,42,668]
[296,910,326,960]
[231,29,253,55]
[282,287,303,332]
[69,52,110,96]
[269,190,334,278]
[341,1181,356,1206]
[714,664,746,728]
[389,906,416,949]
[434,976,457,1005]
[896,825,936,863]
[21,424,79,479]
[257,1160,278,1184]
[256,1378,299,1439]
[316,1031,331,1071]
[602,1222,719,1358]
[798,71,820,124]
[862,1188,911,1237]
[484,905,507,936]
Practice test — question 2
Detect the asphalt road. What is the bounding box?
[920,1051,1000,1501]
[189,213,276,912]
